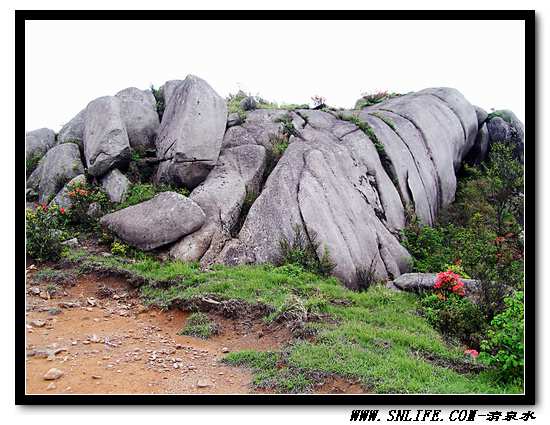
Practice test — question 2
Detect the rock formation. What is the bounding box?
[26,76,524,289]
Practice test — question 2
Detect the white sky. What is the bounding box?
[25,19,525,131]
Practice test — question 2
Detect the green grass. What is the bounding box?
[179,312,219,339]
[370,111,397,131]
[60,249,521,394]
[116,183,189,210]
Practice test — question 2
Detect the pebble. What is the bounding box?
[221,347,230,353]
[31,319,46,328]
[46,382,57,390]
[197,380,210,388]
[43,368,64,380]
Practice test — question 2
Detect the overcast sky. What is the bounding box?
[25,19,525,131]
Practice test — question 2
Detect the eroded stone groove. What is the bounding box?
[28,81,509,289]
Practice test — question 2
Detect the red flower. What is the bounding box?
[41,203,48,211]
[434,270,466,297]
[60,207,65,214]
[464,349,479,358]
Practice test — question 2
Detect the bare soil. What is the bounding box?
[25,266,366,395]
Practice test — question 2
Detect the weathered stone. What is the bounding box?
[160,79,184,106]
[58,109,86,148]
[83,96,131,176]
[464,123,490,165]
[26,128,57,161]
[100,169,130,203]
[390,272,482,302]
[100,192,206,250]
[239,96,257,111]
[115,87,159,151]
[50,174,87,209]
[227,112,243,128]
[486,110,524,162]
[27,143,84,203]
[43,368,64,380]
[155,75,228,188]
[170,145,267,264]
[474,105,488,127]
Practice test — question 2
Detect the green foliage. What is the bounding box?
[279,224,335,277]
[370,111,396,130]
[480,291,524,383]
[355,91,401,109]
[64,182,111,231]
[64,250,520,394]
[26,205,68,261]
[33,267,75,286]
[275,113,299,138]
[117,183,189,210]
[179,312,219,339]
[420,293,486,347]
[443,262,471,279]
[150,85,165,120]
[110,240,129,256]
[26,153,42,178]
[487,110,515,124]
[404,142,524,289]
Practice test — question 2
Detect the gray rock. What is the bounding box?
[87,202,103,219]
[170,145,267,264]
[474,106,488,127]
[115,87,160,151]
[26,128,57,161]
[222,109,304,151]
[486,110,524,162]
[83,96,131,176]
[61,237,79,247]
[58,109,86,148]
[215,89,479,287]
[100,192,206,250]
[161,79,184,106]
[227,112,243,128]
[100,169,130,203]
[390,272,480,301]
[464,124,490,165]
[239,96,257,111]
[43,368,64,380]
[155,75,228,189]
[50,174,87,209]
[27,143,84,203]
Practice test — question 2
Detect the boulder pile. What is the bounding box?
[26,75,524,288]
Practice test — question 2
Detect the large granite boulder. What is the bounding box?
[212,88,479,288]
[100,169,130,203]
[50,174,87,209]
[160,80,184,106]
[100,192,206,250]
[115,87,159,151]
[27,143,84,203]
[154,75,228,189]
[83,96,131,176]
[58,109,85,148]
[26,128,57,162]
[170,144,267,264]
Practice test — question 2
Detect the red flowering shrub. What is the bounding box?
[434,270,466,298]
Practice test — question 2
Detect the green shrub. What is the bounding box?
[420,293,485,347]
[150,85,165,120]
[26,205,69,261]
[118,183,189,210]
[111,240,129,256]
[279,224,335,277]
[179,312,219,339]
[479,291,524,383]
[65,182,111,231]
[26,153,43,178]
[354,91,401,109]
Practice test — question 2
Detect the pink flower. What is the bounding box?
[464,349,479,358]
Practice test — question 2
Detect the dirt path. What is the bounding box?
[25,271,293,395]
[25,267,365,395]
